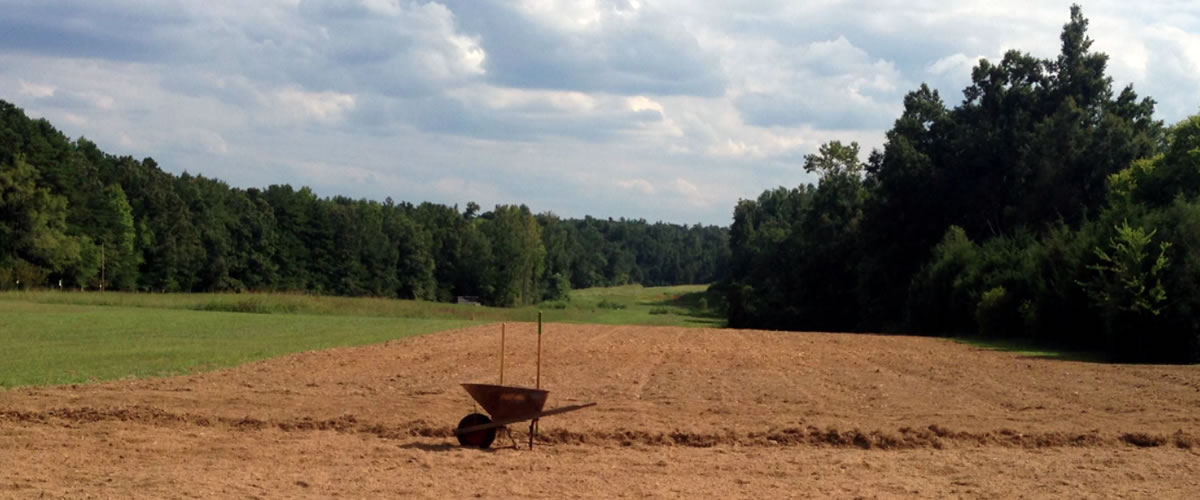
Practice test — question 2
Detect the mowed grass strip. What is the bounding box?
[0,284,723,328]
[0,301,471,388]
[540,284,723,327]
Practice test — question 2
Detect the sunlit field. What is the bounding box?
[0,285,718,387]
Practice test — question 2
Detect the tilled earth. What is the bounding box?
[2,323,1199,498]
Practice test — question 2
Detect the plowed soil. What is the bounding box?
[3,323,1199,498]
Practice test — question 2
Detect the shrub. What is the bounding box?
[542,272,571,302]
[906,226,978,335]
[0,259,48,290]
[1077,220,1175,361]
[1079,220,1171,317]
[1140,199,1200,362]
[1029,221,1099,347]
[648,307,670,315]
[976,286,1021,338]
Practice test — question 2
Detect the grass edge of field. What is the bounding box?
[0,284,721,388]
[0,302,477,389]
[0,284,723,328]
[953,336,1106,362]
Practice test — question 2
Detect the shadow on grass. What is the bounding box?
[683,318,725,326]
[646,291,725,323]
[954,336,1106,363]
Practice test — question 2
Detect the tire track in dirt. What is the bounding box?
[631,326,681,402]
[3,405,1196,450]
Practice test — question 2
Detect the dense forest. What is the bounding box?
[0,102,729,306]
[721,6,1199,363]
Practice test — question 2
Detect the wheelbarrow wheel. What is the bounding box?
[456,413,497,449]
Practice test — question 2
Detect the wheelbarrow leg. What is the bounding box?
[528,418,539,449]
[501,426,518,449]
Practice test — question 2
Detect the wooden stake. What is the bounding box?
[533,311,543,448]
[499,323,505,385]
[536,311,542,389]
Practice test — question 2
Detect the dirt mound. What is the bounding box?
[7,404,1195,451]
[3,323,1199,497]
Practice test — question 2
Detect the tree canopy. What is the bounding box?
[722,5,1198,363]
[0,100,730,306]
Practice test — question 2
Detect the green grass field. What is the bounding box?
[0,300,471,387]
[0,285,719,388]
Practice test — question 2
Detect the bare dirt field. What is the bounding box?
[3,323,1199,498]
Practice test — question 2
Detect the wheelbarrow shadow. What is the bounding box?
[398,442,476,452]
[397,439,527,453]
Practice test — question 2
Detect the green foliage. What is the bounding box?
[482,204,545,307]
[542,271,572,302]
[803,140,863,179]
[0,99,728,305]
[975,287,1021,338]
[1026,221,1100,346]
[97,183,139,290]
[1136,114,1200,203]
[906,226,978,335]
[0,155,94,287]
[0,259,46,290]
[722,5,1199,363]
[1155,198,1200,362]
[648,307,670,315]
[1079,221,1171,316]
[723,139,865,331]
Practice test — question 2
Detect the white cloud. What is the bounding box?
[61,113,86,126]
[706,138,762,158]
[275,88,356,122]
[927,53,979,76]
[626,96,664,114]
[84,91,115,110]
[1,1,1197,225]
[616,178,656,194]
[174,129,229,155]
[672,177,700,196]
[18,80,55,98]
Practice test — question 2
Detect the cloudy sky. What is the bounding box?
[2,1,1198,225]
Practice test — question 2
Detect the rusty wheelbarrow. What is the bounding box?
[454,314,597,449]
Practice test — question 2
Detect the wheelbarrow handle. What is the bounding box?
[454,402,598,434]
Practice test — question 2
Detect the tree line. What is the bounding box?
[0,101,730,306]
[720,5,1200,363]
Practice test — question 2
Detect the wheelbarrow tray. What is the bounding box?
[462,383,549,420]
[456,383,596,435]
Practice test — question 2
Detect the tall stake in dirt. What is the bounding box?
[531,311,543,447]
[536,311,542,389]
